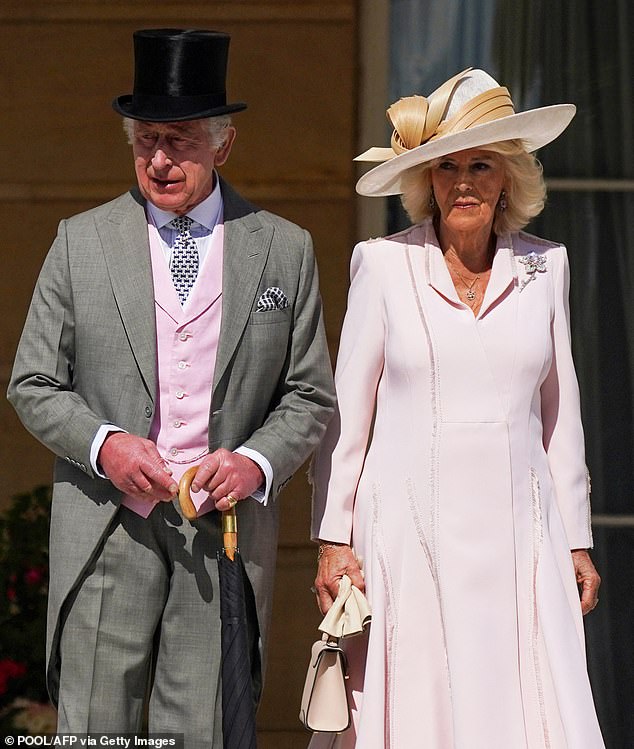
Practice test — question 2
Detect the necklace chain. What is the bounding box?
[445,254,483,306]
[442,242,494,310]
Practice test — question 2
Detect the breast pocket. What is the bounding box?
[243,309,292,375]
[249,308,292,325]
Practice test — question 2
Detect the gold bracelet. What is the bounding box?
[317,541,344,560]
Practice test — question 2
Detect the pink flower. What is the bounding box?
[0,659,27,696]
[24,567,45,586]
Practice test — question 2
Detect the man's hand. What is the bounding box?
[190,449,264,511]
[98,432,178,500]
[314,542,365,615]
[572,549,601,615]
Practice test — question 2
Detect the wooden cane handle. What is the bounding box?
[178,466,238,557]
[177,465,200,520]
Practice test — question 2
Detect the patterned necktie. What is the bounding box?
[169,216,199,305]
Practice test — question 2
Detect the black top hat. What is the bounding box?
[112,29,247,122]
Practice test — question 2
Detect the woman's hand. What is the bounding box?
[314,542,365,615]
[572,549,601,615]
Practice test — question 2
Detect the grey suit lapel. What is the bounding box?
[93,184,271,400]
[214,181,273,387]
[97,191,157,401]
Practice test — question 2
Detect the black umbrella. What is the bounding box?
[179,468,261,749]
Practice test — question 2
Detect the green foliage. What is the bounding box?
[0,485,53,731]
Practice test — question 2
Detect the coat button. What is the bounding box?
[145,405,153,417]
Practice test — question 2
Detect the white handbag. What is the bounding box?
[299,574,371,734]
[299,635,350,733]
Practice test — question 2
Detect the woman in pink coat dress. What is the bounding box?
[311,68,605,748]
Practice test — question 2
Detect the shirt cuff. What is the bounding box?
[90,424,127,478]
[234,446,273,506]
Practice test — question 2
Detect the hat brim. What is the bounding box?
[112,95,247,122]
[355,104,576,197]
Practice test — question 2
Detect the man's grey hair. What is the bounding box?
[122,116,233,148]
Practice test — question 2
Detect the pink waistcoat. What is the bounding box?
[122,220,224,518]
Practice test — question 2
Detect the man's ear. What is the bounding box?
[214,126,237,167]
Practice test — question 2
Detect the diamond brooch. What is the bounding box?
[518,252,547,291]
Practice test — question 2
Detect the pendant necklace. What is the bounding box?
[454,268,479,304]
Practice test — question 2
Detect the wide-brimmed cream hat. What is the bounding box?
[355,68,576,197]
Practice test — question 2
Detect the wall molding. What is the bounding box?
[0,181,351,204]
[1,1,354,23]
[5,179,629,203]
[592,514,634,528]
[547,178,634,192]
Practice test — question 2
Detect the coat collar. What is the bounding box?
[423,220,515,318]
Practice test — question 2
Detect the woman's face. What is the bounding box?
[430,148,506,238]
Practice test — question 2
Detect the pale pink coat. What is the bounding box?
[311,220,605,748]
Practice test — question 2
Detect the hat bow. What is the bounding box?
[358,67,516,164]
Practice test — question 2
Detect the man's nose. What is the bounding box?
[151,148,173,169]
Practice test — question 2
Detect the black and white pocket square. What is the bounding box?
[256,287,289,312]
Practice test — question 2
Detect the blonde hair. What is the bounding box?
[400,139,546,234]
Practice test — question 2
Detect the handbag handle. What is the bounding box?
[312,637,349,676]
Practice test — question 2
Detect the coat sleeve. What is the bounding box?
[540,245,593,549]
[7,220,107,477]
[311,242,386,543]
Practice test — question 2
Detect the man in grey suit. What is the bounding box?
[7,29,335,745]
